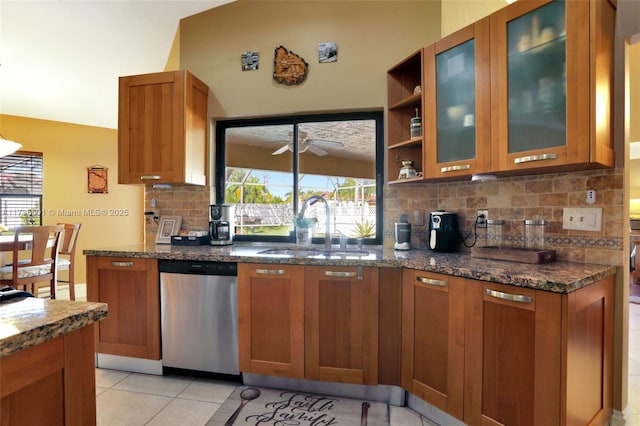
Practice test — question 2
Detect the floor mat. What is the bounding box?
[207,385,389,426]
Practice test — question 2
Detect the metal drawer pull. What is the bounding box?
[514,153,557,164]
[416,276,447,287]
[256,268,285,275]
[111,261,134,267]
[441,164,471,173]
[486,288,532,303]
[325,271,357,278]
[140,175,161,180]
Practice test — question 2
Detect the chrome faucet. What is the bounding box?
[298,195,331,249]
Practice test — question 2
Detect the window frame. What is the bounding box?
[215,111,384,245]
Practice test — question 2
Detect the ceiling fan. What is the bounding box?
[272,131,343,156]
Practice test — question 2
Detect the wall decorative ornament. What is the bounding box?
[241,51,259,71]
[87,165,108,193]
[318,42,338,63]
[273,45,308,85]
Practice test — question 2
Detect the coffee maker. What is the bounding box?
[209,204,235,246]
[428,210,460,252]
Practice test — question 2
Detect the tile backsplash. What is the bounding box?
[383,168,624,265]
[144,168,624,266]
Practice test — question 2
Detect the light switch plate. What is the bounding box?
[562,207,602,231]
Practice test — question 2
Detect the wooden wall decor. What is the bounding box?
[88,165,108,193]
[273,45,308,85]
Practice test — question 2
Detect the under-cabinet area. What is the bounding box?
[83,246,616,426]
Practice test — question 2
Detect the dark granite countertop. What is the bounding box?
[84,242,616,294]
[0,298,108,358]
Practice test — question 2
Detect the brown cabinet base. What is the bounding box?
[0,325,97,426]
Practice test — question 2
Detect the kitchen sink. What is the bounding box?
[257,247,369,257]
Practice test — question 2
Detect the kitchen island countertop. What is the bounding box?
[84,242,616,294]
[0,297,108,358]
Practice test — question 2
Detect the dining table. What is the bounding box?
[0,234,35,251]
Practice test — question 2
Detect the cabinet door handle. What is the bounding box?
[440,164,471,173]
[140,175,161,180]
[486,288,532,304]
[416,276,447,287]
[255,268,285,275]
[514,153,557,164]
[111,261,134,267]
[325,271,357,278]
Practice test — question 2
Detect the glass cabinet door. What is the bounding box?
[507,0,566,154]
[489,0,613,172]
[436,39,476,163]
[425,18,490,178]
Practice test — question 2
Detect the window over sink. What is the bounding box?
[215,111,383,245]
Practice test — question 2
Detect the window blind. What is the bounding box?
[0,152,43,227]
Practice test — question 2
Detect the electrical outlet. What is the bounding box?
[477,209,488,227]
[562,207,602,231]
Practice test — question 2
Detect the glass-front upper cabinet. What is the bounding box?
[424,18,491,179]
[490,0,615,172]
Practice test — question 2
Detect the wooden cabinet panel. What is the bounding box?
[378,267,402,386]
[238,263,305,379]
[86,256,160,359]
[118,70,208,185]
[465,283,562,426]
[0,326,97,426]
[424,18,491,179]
[565,275,614,425]
[305,266,379,385]
[464,278,613,426]
[490,0,614,172]
[402,270,465,419]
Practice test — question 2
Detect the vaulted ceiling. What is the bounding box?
[0,0,232,129]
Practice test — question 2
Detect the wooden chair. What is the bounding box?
[0,225,63,299]
[46,223,82,300]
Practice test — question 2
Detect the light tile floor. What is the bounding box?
[628,302,640,424]
[95,369,435,425]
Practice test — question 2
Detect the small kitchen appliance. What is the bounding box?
[394,222,411,250]
[429,210,460,252]
[209,204,235,246]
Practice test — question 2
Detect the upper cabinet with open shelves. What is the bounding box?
[387,0,615,184]
[387,49,425,184]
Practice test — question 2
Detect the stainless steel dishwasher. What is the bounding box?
[159,260,239,376]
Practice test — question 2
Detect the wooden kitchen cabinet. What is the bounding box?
[86,256,160,359]
[424,18,491,179]
[387,49,425,184]
[464,277,613,426]
[118,69,209,185]
[401,269,465,419]
[305,265,379,385]
[388,0,614,182]
[238,264,380,385]
[237,263,305,379]
[490,0,615,172]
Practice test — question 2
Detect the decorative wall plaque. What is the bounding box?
[87,165,108,193]
[273,45,308,85]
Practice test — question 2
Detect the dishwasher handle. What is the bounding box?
[158,260,237,276]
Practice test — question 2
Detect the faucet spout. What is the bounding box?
[299,195,331,249]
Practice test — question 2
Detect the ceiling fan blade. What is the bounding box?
[307,139,344,147]
[272,144,291,155]
[307,144,328,156]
